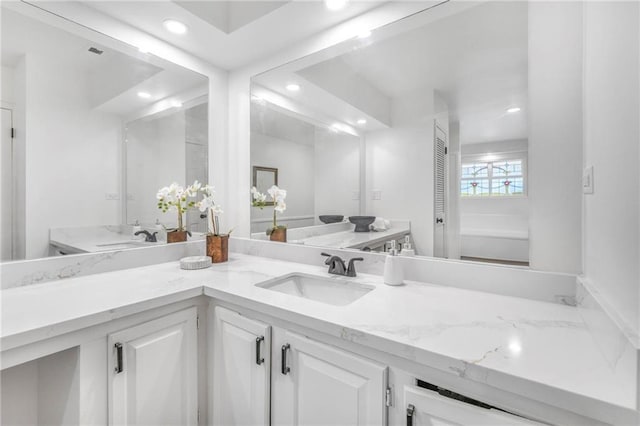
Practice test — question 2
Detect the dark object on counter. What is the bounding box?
[319,215,344,224]
[321,253,364,277]
[134,230,158,242]
[348,216,376,232]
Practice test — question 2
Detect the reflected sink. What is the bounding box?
[94,241,150,250]
[256,273,374,306]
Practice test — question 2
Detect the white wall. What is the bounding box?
[365,90,435,256]
[250,132,315,232]
[126,111,186,227]
[528,2,583,273]
[583,1,640,336]
[314,128,361,222]
[24,53,122,258]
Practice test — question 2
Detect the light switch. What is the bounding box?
[583,166,594,194]
[105,193,120,200]
[372,190,382,200]
[351,191,360,200]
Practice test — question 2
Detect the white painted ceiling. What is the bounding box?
[1,6,207,118]
[75,0,386,70]
[253,1,529,145]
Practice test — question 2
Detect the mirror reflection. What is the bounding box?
[250,1,541,266]
[0,4,208,260]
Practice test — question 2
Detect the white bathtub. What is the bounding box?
[460,214,529,262]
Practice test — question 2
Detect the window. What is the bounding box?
[461,158,525,197]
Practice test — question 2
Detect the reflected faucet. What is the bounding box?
[135,230,158,242]
[321,253,364,277]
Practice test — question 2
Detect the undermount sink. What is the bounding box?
[94,241,150,250]
[255,273,374,306]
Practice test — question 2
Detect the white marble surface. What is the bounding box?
[295,225,410,250]
[1,253,636,423]
[251,221,410,250]
[50,225,206,254]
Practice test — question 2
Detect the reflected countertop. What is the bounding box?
[1,253,636,423]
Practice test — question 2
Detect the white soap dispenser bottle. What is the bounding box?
[400,235,415,257]
[383,240,404,286]
[132,220,142,240]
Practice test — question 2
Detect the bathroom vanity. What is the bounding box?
[1,245,636,425]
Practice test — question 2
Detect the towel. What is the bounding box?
[371,217,391,231]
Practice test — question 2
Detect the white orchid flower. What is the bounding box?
[274,201,287,213]
[202,184,215,196]
[157,186,170,200]
[212,205,224,215]
[267,185,287,202]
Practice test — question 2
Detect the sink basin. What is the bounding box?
[256,273,374,306]
[95,241,150,250]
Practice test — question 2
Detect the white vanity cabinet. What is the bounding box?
[107,307,198,426]
[212,306,388,426]
[271,328,388,425]
[403,385,542,426]
[212,306,271,426]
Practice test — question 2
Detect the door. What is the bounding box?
[433,124,448,258]
[212,306,271,426]
[1,108,13,260]
[108,308,198,426]
[404,386,542,426]
[272,328,387,426]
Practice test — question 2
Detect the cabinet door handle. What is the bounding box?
[114,342,123,374]
[281,343,290,375]
[406,404,415,426]
[255,336,265,365]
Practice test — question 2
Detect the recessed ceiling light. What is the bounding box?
[170,100,183,108]
[357,119,367,125]
[137,92,151,99]
[324,0,348,11]
[506,107,521,113]
[163,19,188,35]
[357,30,372,39]
[286,83,300,92]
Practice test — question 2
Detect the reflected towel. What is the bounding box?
[371,217,391,231]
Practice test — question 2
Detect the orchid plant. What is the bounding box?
[251,185,287,235]
[197,184,225,236]
[156,181,201,232]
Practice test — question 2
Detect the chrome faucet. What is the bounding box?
[135,230,158,242]
[321,253,364,277]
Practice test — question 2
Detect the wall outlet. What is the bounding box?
[583,166,594,194]
[105,193,120,200]
[372,190,382,200]
[351,191,360,200]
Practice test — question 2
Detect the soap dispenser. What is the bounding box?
[383,240,404,286]
[132,220,142,240]
[400,235,415,257]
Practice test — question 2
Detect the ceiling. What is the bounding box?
[71,0,386,70]
[1,6,207,118]
[253,1,529,145]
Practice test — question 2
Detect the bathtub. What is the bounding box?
[460,214,529,262]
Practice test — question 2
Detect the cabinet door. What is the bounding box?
[212,306,271,426]
[272,329,387,426]
[404,386,542,426]
[108,308,198,426]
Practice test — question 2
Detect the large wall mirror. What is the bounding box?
[250,1,581,271]
[0,3,209,261]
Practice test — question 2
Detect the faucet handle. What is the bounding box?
[346,257,364,277]
[321,252,332,265]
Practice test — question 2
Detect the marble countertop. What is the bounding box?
[49,226,204,254]
[1,253,636,421]
[295,226,410,249]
